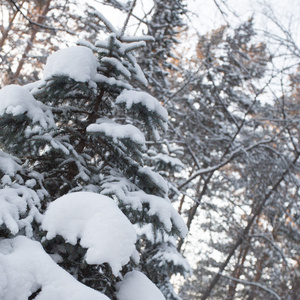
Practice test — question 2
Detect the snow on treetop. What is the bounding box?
[41,192,138,275]
[116,271,165,300]
[116,90,168,124]
[0,236,108,299]
[0,85,55,129]
[43,46,98,84]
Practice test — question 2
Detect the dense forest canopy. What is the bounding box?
[0,0,299,299]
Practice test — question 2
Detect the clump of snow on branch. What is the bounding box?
[0,151,42,237]
[87,120,146,148]
[0,150,21,177]
[43,46,98,87]
[145,152,185,172]
[101,57,131,79]
[0,236,108,300]
[101,170,187,238]
[138,167,169,197]
[41,192,138,275]
[129,191,187,236]
[116,271,165,300]
[0,184,41,236]
[94,74,132,90]
[0,85,55,129]
[116,90,168,126]
[115,90,168,140]
[151,243,191,272]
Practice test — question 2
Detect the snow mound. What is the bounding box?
[42,192,137,275]
[0,236,108,300]
[116,271,165,300]
[43,46,98,84]
[0,85,55,129]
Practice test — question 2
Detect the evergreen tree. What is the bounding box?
[0,10,188,300]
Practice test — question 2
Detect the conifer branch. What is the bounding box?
[92,9,118,34]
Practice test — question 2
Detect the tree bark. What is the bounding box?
[9,0,52,84]
[247,253,268,300]
[226,244,250,300]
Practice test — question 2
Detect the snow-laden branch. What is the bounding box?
[93,0,149,26]
[220,273,281,300]
[92,9,119,35]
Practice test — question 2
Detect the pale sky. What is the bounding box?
[91,0,299,46]
[187,0,300,44]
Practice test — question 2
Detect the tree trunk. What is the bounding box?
[9,0,52,84]
[201,151,300,300]
[247,253,268,300]
[226,244,250,300]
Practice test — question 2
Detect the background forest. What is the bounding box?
[0,0,299,299]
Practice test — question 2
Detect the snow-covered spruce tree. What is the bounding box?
[0,11,188,300]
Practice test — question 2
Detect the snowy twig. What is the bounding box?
[220,273,281,300]
[92,9,119,35]
[120,0,137,37]
[120,35,155,43]
[168,123,201,170]
[93,0,149,26]
[178,120,296,190]
[248,234,289,266]
[179,191,201,205]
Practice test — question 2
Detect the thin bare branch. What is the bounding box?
[9,0,75,34]
[120,0,137,37]
[221,273,281,300]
